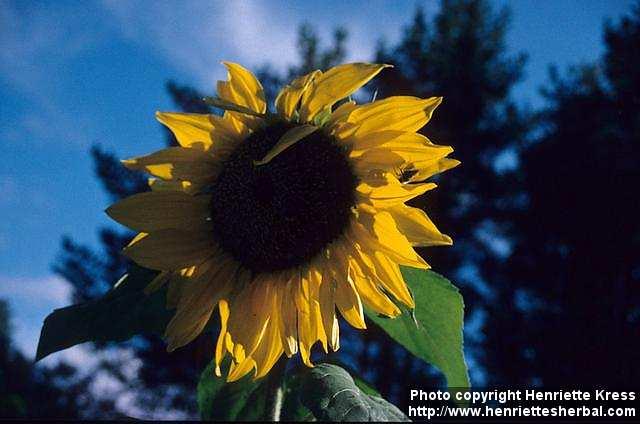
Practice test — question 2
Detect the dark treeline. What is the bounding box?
[1,0,638,418]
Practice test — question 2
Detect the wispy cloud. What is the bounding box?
[97,0,414,88]
[99,0,300,87]
[0,2,102,97]
[0,1,107,147]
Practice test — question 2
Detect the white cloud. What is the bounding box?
[0,274,72,357]
[0,274,71,307]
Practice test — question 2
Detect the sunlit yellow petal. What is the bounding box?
[215,299,230,377]
[348,96,442,135]
[318,260,340,351]
[370,251,414,308]
[356,172,436,208]
[409,157,461,182]
[252,319,284,379]
[219,62,266,114]
[296,266,326,366]
[351,213,429,270]
[338,245,401,317]
[122,147,220,184]
[275,70,321,120]
[225,274,274,378]
[156,112,212,150]
[353,137,453,173]
[325,100,356,129]
[327,245,367,329]
[389,204,453,246]
[299,63,390,122]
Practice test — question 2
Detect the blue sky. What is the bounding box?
[0,0,634,358]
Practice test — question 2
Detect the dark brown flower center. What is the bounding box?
[209,120,358,273]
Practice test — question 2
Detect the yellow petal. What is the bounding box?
[227,357,256,382]
[122,147,220,184]
[148,178,193,192]
[254,124,318,166]
[215,298,230,376]
[389,204,453,246]
[225,275,274,376]
[353,138,454,174]
[156,112,212,150]
[123,228,216,270]
[299,63,390,122]
[327,244,367,329]
[251,318,285,379]
[338,245,401,317]
[318,263,340,351]
[325,100,357,129]
[278,274,299,357]
[357,172,436,208]
[127,232,147,247]
[218,62,266,114]
[409,157,461,182]
[165,256,236,351]
[370,251,414,308]
[351,213,428,270]
[107,191,211,232]
[348,96,442,136]
[275,70,322,120]
[296,266,326,366]
[347,130,416,153]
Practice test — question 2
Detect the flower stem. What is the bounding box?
[264,357,287,421]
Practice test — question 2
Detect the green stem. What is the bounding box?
[264,357,287,421]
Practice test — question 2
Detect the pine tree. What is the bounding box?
[0,299,105,418]
[503,2,640,386]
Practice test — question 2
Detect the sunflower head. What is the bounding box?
[107,62,459,382]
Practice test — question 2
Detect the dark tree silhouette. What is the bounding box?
[0,299,115,419]
[497,3,640,387]
[369,0,531,395]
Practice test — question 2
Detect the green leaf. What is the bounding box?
[297,363,409,422]
[365,267,469,389]
[322,357,381,397]
[281,360,379,421]
[281,370,315,422]
[36,265,172,361]
[197,358,266,421]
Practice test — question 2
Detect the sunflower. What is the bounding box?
[107,62,459,382]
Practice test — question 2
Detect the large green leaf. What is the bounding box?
[365,267,469,389]
[297,363,409,422]
[197,358,267,421]
[36,265,172,361]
